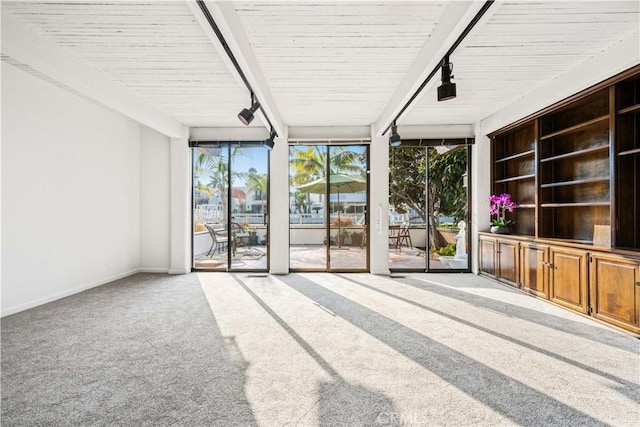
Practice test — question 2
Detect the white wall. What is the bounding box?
[139,127,170,271]
[1,62,142,315]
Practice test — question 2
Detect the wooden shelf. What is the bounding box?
[517,204,535,208]
[618,148,640,156]
[494,150,535,163]
[540,202,610,208]
[540,145,608,163]
[618,104,640,115]
[539,115,609,140]
[494,174,535,184]
[540,177,609,188]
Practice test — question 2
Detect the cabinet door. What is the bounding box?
[497,239,519,287]
[479,236,497,278]
[520,243,549,299]
[590,253,640,333]
[549,247,589,313]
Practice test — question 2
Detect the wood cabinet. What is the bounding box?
[549,246,589,313]
[589,253,640,334]
[479,236,497,278]
[479,235,519,287]
[480,232,640,334]
[520,242,549,299]
[483,66,640,334]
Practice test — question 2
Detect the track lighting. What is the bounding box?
[437,56,456,101]
[389,122,402,147]
[238,94,261,125]
[264,128,276,150]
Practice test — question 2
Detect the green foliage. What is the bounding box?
[389,147,426,218]
[390,146,468,249]
[437,244,456,257]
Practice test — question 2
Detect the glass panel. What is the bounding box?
[230,146,268,270]
[289,145,327,270]
[389,147,428,269]
[328,145,368,270]
[193,147,230,270]
[426,146,469,271]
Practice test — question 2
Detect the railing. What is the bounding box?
[289,213,364,225]
[194,204,266,225]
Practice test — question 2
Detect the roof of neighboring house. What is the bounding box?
[232,189,246,200]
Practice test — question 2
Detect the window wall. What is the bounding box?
[389,143,471,271]
[289,144,369,271]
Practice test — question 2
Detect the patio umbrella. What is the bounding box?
[297,174,367,247]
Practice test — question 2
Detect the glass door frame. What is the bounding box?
[289,143,370,272]
[190,141,270,272]
[389,139,473,273]
[425,144,472,273]
[326,144,370,272]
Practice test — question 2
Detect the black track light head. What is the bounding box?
[437,56,457,102]
[238,96,261,125]
[389,123,402,147]
[264,128,276,150]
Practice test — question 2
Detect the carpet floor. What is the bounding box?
[1,272,638,426]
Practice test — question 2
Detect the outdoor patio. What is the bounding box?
[195,244,455,271]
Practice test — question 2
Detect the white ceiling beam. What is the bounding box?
[397,125,475,140]
[373,1,499,136]
[288,126,371,142]
[186,0,285,137]
[1,11,186,138]
[190,126,269,141]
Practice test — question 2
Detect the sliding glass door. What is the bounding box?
[389,143,470,272]
[289,144,368,271]
[192,144,269,271]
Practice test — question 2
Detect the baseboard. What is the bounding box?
[1,269,140,317]
[138,268,170,273]
[168,268,189,274]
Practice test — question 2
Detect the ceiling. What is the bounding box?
[2,1,639,138]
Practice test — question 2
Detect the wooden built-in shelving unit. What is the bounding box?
[484,66,640,335]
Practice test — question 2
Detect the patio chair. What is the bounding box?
[205,223,233,256]
[396,222,413,250]
[231,222,251,249]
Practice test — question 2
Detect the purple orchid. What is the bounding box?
[489,193,517,227]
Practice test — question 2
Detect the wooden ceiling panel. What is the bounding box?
[235,1,449,126]
[2,1,250,127]
[2,1,638,130]
[401,1,640,125]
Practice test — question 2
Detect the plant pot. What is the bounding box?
[490,226,512,234]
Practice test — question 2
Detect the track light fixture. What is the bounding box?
[238,93,261,125]
[264,127,276,150]
[437,56,456,102]
[389,122,402,147]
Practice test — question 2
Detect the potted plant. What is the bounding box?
[489,193,516,233]
[338,228,350,246]
[350,231,363,247]
[331,217,353,246]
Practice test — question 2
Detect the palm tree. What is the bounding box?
[194,147,247,224]
[289,146,364,213]
[246,171,267,214]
